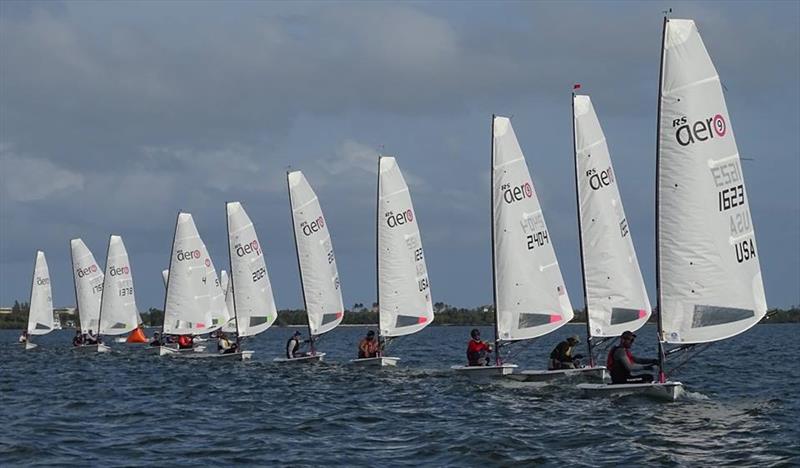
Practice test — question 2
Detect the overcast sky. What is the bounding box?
[1,1,798,312]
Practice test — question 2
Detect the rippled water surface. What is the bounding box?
[1,324,798,466]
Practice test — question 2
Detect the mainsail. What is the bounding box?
[288,171,344,337]
[99,235,139,335]
[573,95,651,338]
[27,251,54,335]
[226,202,277,337]
[201,244,230,332]
[657,19,766,344]
[493,116,573,342]
[70,239,103,334]
[163,213,214,335]
[377,156,434,338]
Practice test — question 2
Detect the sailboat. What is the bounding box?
[453,116,573,377]
[96,235,140,352]
[70,239,104,350]
[351,156,434,366]
[225,201,278,359]
[578,18,766,401]
[23,251,54,350]
[156,212,216,356]
[512,92,652,382]
[274,171,344,363]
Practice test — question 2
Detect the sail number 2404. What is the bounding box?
[526,230,549,250]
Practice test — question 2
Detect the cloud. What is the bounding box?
[0,145,84,202]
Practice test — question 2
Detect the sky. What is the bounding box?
[1,0,798,312]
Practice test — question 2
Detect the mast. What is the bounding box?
[490,114,501,365]
[287,172,315,353]
[572,91,595,366]
[96,235,111,345]
[375,156,383,355]
[226,203,242,346]
[161,212,180,341]
[655,16,668,383]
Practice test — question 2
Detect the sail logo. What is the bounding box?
[176,249,201,261]
[235,240,261,257]
[301,216,325,236]
[36,277,50,286]
[386,209,414,228]
[204,258,211,267]
[672,114,727,146]
[586,167,615,190]
[76,264,99,278]
[502,182,533,204]
[108,265,130,276]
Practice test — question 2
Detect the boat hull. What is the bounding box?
[576,381,684,401]
[180,350,254,361]
[350,356,399,367]
[507,366,607,382]
[451,364,518,378]
[274,353,326,363]
[97,343,112,353]
[24,341,37,350]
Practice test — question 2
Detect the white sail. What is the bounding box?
[161,269,169,287]
[658,19,766,344]
[70,239,104,333]
[27,251,54,335]
[222,270,237,332]
[574,95,652,337]
[220,270,229,297]
[226,202,277,337]
[493,116,573,341]
[288,171,345,336]
[163,213,214,335]
[202,246,230,332]
[378,157,434,338]
[99,235,139,335]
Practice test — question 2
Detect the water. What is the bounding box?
[1,324,798,466]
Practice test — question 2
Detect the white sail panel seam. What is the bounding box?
[576,138,607,153]
[664,75,720,95]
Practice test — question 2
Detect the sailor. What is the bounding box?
[286,330,307,359]
[466,328,493,366]
[72,330,83,346]
[607,330,659,384]
[86,330,98,345]
[217,332,238,354]
[150,332,162,347]
[548,335,583,370]
[18,330,28,343]
[177,334,193,350]
[358,330,380,358]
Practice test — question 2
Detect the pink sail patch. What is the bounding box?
[197,323,206,329]
[418,316,428,324]
[336,312,344,319]
[549,314,561,323]
[638,309,648,319]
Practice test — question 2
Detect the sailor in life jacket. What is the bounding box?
[548,335,583,370]
[466,328,493,366]
[358,330,380,358]
[606,330,659,384]
[286,330,309,359]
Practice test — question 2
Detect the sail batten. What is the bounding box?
[657,19,766,345]
[493,116,573,341]
[378,157,434,338]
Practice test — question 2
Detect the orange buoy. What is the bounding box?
[127,327,147,343]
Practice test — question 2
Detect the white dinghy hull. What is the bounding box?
[350,356,399,367]
[180,350,254,361]
[97,343,112,353]
[151,345,205,356]
[24,342,38,350]
[508,366,607,383]
[274,353,326,364]
[451,364,517,378]
[577,381,684,402]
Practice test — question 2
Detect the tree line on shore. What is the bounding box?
[2,300,799,329]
